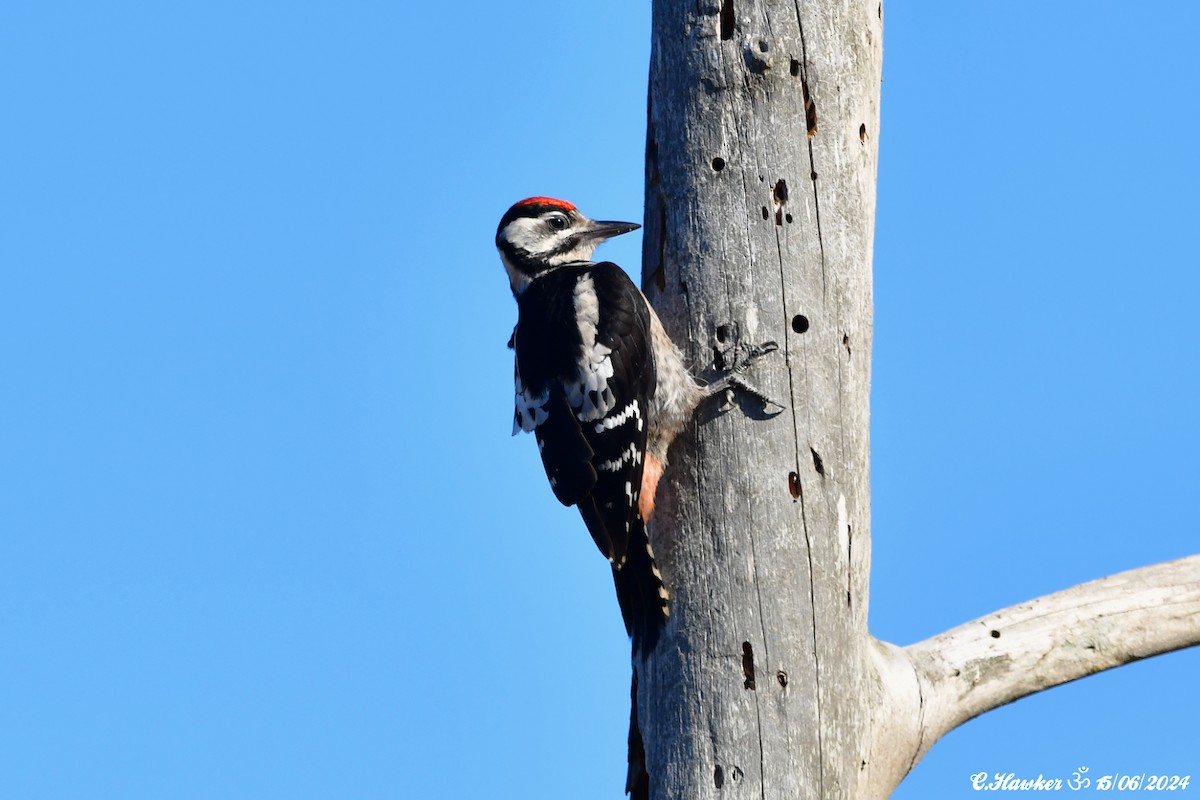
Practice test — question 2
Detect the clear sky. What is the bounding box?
[1,2,1196,798]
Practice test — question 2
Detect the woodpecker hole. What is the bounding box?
[714,766,725,789]
[843,333,852,355]
[777,671,788,688]
[811,448,825,476]
[811,170,818,181]
[716,323,732,344]
[719,0,735,40]
[788,471,800,500]
[773,178,789,204]
[859,123,867,144]
[772,178,788,225]
[785,212,793,223]
[761,206,769,221]
[790,58,801,77]
[802,80,818,138]
[791,314,809,333]
[741,641,756,690]
[758,39,769,52]
[991,629,1001,639]
[712,156,726,172]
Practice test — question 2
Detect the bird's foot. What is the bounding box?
[705,340,785,413]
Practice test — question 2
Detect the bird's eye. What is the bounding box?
[548,215,567,230]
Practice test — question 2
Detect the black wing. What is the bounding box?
[514,262,666,652]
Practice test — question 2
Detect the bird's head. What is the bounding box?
[495,197,640,295]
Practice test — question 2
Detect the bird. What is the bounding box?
[496,196,776,656]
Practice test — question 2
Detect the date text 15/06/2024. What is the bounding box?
[971,770,1191,792]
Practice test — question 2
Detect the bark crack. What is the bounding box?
[785,7,828,793]
[793,1,827,297]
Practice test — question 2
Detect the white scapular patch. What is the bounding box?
[568,272,618,422]
[595,401,641,433]
[513,367,549,435]
[597,443,642,473]
[574,272,601,344]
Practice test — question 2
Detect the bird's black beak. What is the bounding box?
[583,219,641,242]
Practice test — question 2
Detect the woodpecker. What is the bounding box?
[497,196,776,657]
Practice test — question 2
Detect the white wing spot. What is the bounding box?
[595,401,641,433]
[513,369,549,434]
[597,443,641,473]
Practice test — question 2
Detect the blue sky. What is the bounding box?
[1,2,1196,798]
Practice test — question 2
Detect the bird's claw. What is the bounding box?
[706,339,786,413]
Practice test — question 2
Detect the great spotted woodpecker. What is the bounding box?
[496,196,775,656]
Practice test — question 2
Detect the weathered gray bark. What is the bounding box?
[635,1,1200,799]
[640,1,880,797]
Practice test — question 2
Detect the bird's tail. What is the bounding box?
[612,516,670,658]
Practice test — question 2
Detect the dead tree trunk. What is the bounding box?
[636,1,1200,799]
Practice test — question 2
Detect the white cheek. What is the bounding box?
[503,218,564,255]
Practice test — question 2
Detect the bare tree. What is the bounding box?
[633,1,1200,798]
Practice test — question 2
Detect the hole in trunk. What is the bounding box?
[802,80,818,137]
[741,641,756,690]
[720,0,735,40]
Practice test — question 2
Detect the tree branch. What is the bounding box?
[903,556,1200,763]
